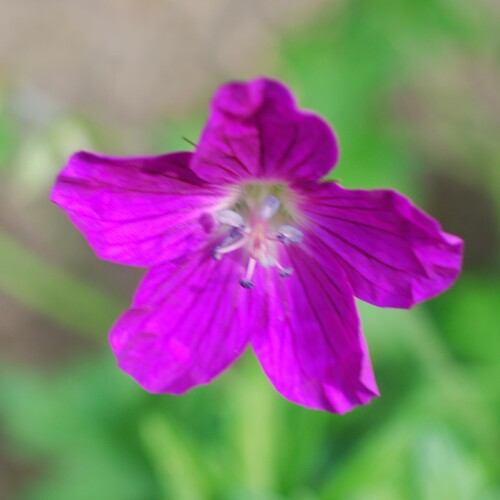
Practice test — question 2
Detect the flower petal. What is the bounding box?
[297,182,464,308]
[110,245,256,393]
[51,151,235,266]
[251,246,379,414]
[192,78,339,184]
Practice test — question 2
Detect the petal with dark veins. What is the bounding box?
[192,78,339,184]
[110,246,258,393]
[51,151,235,267]
[251,245,379,413]
[296,182,463,308]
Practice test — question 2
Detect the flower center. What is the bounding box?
[212,192,303,289]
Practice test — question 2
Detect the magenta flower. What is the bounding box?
[51,79,463,413]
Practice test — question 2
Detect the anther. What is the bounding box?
[277,224,303,245]
[276,261,293,278]
[279,267,293,278]
[217,209,245,228]
[240,278,255,289]
[258,195,281,220]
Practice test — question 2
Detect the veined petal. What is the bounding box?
[110,246,256,393]
[192,78,339,184]
[296,182,464,308]
[251,246,379,414]
[51,151,235,267]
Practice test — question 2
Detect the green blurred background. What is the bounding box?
[0,1,499,499]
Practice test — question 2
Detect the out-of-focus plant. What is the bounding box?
[1,302,498,498]
[0,0,498,498]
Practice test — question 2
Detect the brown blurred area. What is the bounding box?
[0,2,324,495]
[0,0,323,136]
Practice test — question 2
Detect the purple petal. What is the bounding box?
[192,78,339,184]
[51,151,235,267]
[296,182,464,308]
[251,246,379,414]
[110,245,256,393]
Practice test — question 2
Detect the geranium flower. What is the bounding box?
[51,78,463,413]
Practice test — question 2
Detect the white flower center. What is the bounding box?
[212,194,303,289]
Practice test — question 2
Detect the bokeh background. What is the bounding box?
[0,1,499,498]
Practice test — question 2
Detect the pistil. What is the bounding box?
[212,193,303,288]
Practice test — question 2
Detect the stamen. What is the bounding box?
[258,195,281,220]
[275,261,293,278]
[212,229,248,260]
[240,257,256,289]
[277,224,304,244]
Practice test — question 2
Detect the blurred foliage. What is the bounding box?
[0,0,499,499]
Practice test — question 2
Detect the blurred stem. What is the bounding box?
[232,354,277,494]
[139,412,211,500]
[0,230,123,337]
